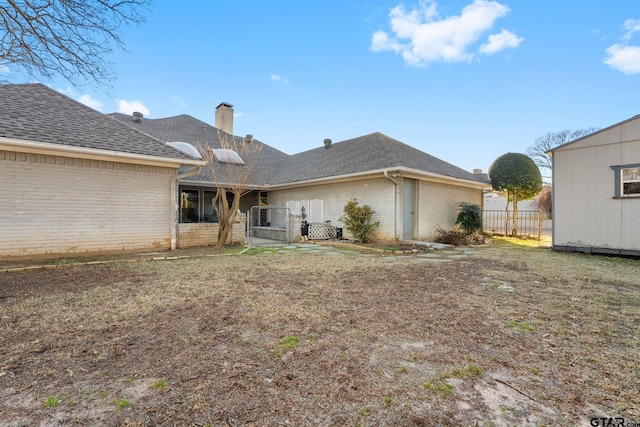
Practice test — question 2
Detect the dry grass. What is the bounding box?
[0,242,638,426]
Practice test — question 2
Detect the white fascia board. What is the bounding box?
[266,167,488,190]
[178,179,271,190]
[0,137,206,168]
[178,168,487,190]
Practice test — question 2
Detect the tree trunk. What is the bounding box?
[213,190,240,250]
[504,193,511,236]
[511,191,519,236]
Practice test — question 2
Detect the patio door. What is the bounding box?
[402,178,416,240]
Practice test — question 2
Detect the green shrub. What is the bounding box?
[455,202,483,235]
[340,198,380,243]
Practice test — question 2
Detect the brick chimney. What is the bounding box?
[215,102,233,134]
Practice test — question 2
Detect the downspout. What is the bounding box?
[171,166,202,250]
[384,170,399,240]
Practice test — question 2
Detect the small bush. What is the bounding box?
[434,226,488,246]
[455,202,483,235]
[340,198,380,243]
[434,228,469,245]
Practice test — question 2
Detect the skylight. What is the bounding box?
[213,148,245,165]
[166,141,203,159]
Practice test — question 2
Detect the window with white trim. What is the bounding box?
[611,164,640,197]
[622,167,640,196]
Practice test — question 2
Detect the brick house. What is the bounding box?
[1,84,489,257]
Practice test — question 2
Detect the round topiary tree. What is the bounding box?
[488,153,542,236]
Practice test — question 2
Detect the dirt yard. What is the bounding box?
[1,241,638,426]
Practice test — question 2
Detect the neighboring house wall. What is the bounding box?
[0,150,176,258]
[415,181,482,240]
[267,177,397,242]
[552,118,640,254]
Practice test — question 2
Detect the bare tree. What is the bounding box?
[532,184,552,219]
[527,128,598,180]
[0,0,150,89]
[201,132,262,250]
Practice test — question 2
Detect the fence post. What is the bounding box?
[538,210,542,240]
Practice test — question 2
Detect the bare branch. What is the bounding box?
[199,131,263,249]
[0,0,151,90]
[527,128,599,174]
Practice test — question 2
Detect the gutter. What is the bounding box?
[383,169,398,185]
[170,165,203,250]
[181,166,487,192]
[0,137,205,168]
[265,166,488,190]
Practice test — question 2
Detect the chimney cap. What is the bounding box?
[324,138,332,149]
[216,102,233,109]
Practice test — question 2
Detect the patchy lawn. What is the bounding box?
[0,242,638,426]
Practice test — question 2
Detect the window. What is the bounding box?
[203,191,218,223]
[622,167,640,195]
[179,187,236,223]
[611,164,640,197]
[180,190,199,222]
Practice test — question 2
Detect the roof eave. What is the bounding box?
[0,137,206,168]
[178,179,271,191]
[267,167,489,190]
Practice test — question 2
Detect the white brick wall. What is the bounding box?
[268,177,483,243]
[0,150,176,258]
[416,180,482,240]
[268,178,396,242]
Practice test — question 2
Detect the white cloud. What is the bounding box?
[622,19,640,41]
[56,85,77,97]
[371,0,520,66]
[77,94,103,111]
[479,29,523,54]
[604,19,640,74]
[604,44,640,74]
[118,100,150,116]
[271,74,291,84]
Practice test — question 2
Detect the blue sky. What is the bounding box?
[10,1,640,173]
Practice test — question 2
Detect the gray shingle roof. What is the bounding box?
[112,113,488,187]
[0,83,195,161]
[110,113,290,186]
[1,84,484,185]
[268,132,489,185]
